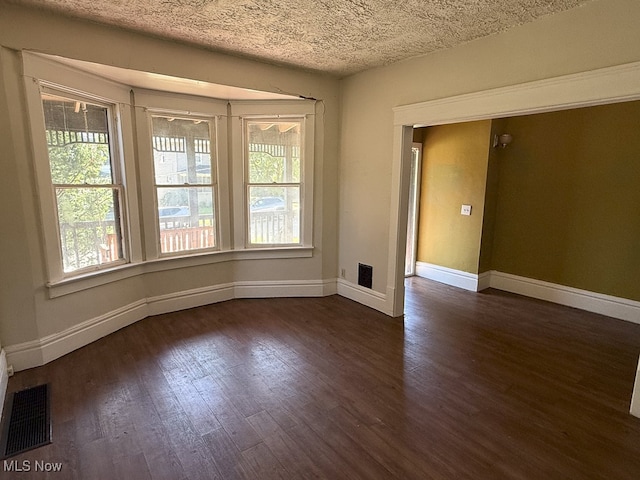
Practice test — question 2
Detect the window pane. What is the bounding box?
[152,116,212,185]
[249,186,299,245]
[56,187,123,272]
[42,97,113,184]
[157,186,216,253]
[247,121,300,183]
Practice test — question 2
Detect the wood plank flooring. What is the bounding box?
[4,277,640,479]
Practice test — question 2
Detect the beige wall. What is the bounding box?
[339,0,640,295]
[491,101,640,301]
[416,121,491,274]
[0,48,40,347]
[0,5,340,351]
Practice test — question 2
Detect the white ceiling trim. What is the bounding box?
[393,60,640,126]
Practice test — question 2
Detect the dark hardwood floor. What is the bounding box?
[5,277,640,479]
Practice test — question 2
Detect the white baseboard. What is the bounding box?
[148,279,335,316]
[489,271,640,325]
[632,356,640,418]
[147,283,235,316]
[6,278,338,372]
[0,349,8,421]
[337,279,389,314]
[415,262,483,292]
[5,300,149,372]
[234,279,337,299]
[413,265,640,324]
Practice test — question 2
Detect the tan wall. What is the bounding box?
[339,0,640,295]
[490,101,640,301]
[416,121,491,274]
[0,5,339,350]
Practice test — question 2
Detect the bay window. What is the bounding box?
[24,53,315,295]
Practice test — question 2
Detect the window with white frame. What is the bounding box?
[231,101,315,250]
[40,89,127,274]
[150,115,217,254]
[245,119,303,246]
[134,90,228,259]
[23,53,141,287]
[24,53,315,294]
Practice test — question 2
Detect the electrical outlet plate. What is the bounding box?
[461,204,472,216]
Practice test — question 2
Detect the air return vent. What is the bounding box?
[1,384,51,458]
[358,263,373,289]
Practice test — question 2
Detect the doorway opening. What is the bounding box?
[388,61,640,318]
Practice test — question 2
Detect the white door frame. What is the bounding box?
[387,61,640,317]
[405,143,422,277]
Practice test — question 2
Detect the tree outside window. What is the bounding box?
[246,120,302,245]
[42,94,125,273]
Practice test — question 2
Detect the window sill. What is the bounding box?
[47,246,314,298]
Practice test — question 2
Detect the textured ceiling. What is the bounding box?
[7,0,593,76]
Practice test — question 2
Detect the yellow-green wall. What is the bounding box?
[416,120,491,274]
[478,118,506,274]
[490,101,640,301]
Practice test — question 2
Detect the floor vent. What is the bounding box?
[1,384,51,458]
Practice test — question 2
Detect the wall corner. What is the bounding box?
[0,348,8,422]
[631,355,640,418]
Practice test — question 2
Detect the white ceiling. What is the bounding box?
[10,0,593,76]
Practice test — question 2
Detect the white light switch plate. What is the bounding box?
[461,204,472,216]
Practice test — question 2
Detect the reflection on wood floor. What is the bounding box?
[7,277,640,479]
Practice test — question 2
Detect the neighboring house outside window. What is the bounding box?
[150,115,217,254]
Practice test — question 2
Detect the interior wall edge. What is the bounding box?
[0,349,8,421]
[336,279,390,315]
[631,357,640,418]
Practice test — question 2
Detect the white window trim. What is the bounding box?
[22,53,316,298]
[46,246,314,298]
[230,101,315,250]
[22,52,142,284]
[133,89,229,259]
